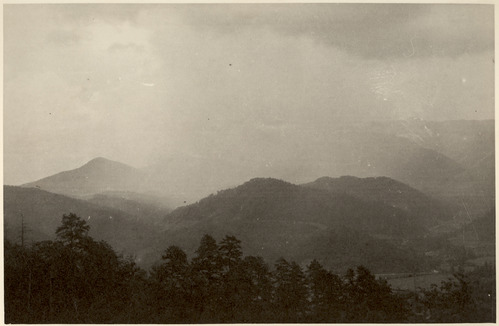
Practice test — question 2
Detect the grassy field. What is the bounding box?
[384,254,495,291]
[466,255,495,266]
[386,273,454,291]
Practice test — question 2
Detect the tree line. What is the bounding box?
[4,213,495,323]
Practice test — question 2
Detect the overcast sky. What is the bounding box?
[4,4,494,186]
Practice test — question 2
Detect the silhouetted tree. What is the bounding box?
[343,265,408,322]
[55,213,90,249]
[190,234,223,321]
[5,221,492,324]
[218,235,242,273]
[307,259,343,322]
[272,258,308,322]
[150,245,191,322]
[419,267,495,323]
[217,235,245,322]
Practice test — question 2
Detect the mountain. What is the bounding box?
[4,186,162,266]
[164,178,427,238]
[85,191,173,224]
[6,173,474,273]
[143,128,467,205]
[460,209,496,242]
[366,119,495,214]
[22,157,153,198]
[316,130,465,193]
[302,176,453,228]
[367,119,494,172]
[19,120,492,210]
[156,178,441,273]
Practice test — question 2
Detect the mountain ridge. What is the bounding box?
[22,157,151,198]
[303,175,453,227]
[4,185,162,266]
[157,177,439,272]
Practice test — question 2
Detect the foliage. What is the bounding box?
[4,215,495,323]
[4,213,149,323]
[418,263,495,322]
[55,213,90,247]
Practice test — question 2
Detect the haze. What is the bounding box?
[4,4,494,192]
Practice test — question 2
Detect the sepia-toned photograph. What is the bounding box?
[3,3,495,323]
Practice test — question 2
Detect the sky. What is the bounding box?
[3,4,495,186]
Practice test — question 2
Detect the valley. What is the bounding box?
[4,4,495,322]
[3,113,494,325]
[5,119,495,275]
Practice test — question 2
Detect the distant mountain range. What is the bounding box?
[6,119,494,272]
[4,186,162,265]
[18,119,494,212]
[368,119,494,173]
[8,172,454,273]
[144,119,493,214]
[164,177,429,238]
[303,176,453,227]
[21,157,174,218]
[86,191,172,222]
[156,177,447,272]
[22,157,150,197]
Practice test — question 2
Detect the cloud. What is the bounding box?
[108,43,145,53]
[46,29,82,46]
[177,4,494,59]
[3,4,495,186]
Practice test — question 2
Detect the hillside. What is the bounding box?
[3,186,161,265]
[459,209,496,242]
[367,119,494,172]
[85,191,173,224]
[156,178,442,273]
[303,176,453,228]
[366,119,495,214]
[446,209,496,258]
[164,178,427,238]
[22,157,153,198]
[139,120,479,205]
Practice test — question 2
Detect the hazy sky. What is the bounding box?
[4,4,495,186]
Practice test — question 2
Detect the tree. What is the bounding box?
[272,258,308,322]
[236,256,273,322]
[192,234,220,279]
[4,240,34,323]
[190,234,222,321]
[343,266,407,322]
[307,259,343,322]
[418,268,495,323]
[242,256,273,307]
[218,235,242,273]
[217,235,244,322]
[150,245,191,322]
[55,213,90,249]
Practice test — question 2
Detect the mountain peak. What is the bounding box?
[314,175,360,183]
[245,177,291,185]
[79,157,138,172]
[88,156,109,164]
[303,175,451,225]
[22,157,145,197]
[239,177,295,191]
[84,157,124,167]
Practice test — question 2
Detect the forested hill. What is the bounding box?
[165,177,428,238]
[8,174,492,273]
[5,214,495,323]
[4,186,161,263]
[155,178,439,273]
[303,176,453,227]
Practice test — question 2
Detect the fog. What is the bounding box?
[4,4,494,189]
